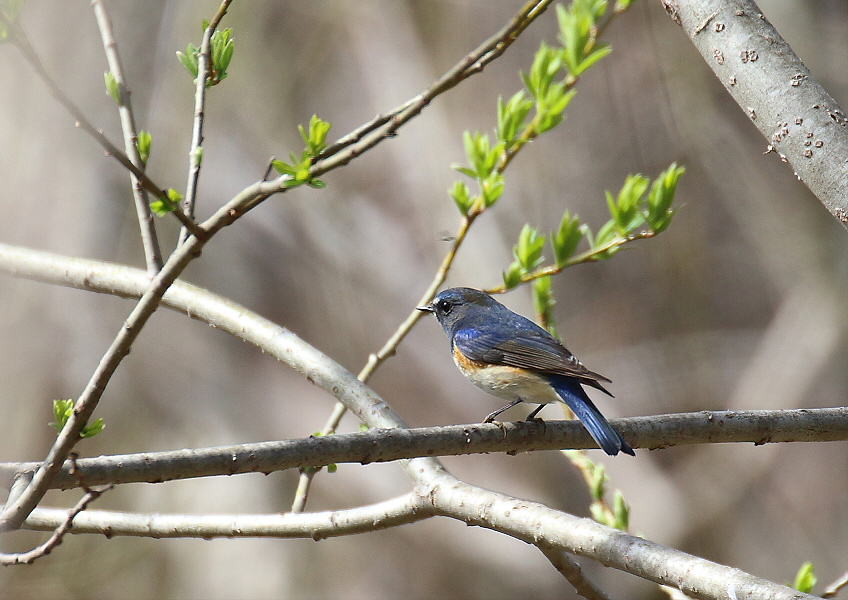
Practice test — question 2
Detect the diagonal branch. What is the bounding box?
[664,0,848,229]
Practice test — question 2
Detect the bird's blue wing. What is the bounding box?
[453,325,612,393]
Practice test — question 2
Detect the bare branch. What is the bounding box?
[311,0,556,174]
[91,0,163,273]
[0,469,110,567]
[2,407,846,491]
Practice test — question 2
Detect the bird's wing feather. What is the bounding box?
[453,327,612,393]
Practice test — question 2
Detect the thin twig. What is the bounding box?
[823,570,848,598]
[311,0,557,176]
[2,13,204,240]
[0,176,288,533]
[91,0,163,274]
[0,454,110,566]
[290,214,477,510]
[178,0,234,246]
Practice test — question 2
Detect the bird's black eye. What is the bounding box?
[437,299,453,315]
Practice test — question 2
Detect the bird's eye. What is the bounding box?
[437,299,452,314]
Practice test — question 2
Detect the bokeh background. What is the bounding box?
[0,1,846,599]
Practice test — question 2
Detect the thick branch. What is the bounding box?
[1,408,846,491]
[664,0,848,229]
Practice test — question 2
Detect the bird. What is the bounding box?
[418,287,634,456]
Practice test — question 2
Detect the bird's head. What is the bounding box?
[417,287,498,333]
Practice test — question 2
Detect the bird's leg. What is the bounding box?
[525,404,545,420]
[483,398,524,423]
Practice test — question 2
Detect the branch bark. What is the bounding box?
[663,0,848,229]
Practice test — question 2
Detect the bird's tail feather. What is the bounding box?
[550,375,634,457]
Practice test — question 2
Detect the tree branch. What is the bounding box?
[2,407,845,491]
[178,0,233,246]
[664,0,848,229]
[91,0,163,273]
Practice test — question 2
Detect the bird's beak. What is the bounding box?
[417,304,434,313]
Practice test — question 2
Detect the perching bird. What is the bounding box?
[418,287,634,456]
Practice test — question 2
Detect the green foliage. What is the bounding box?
[557,1,612,78]
[104,71,121,104]
[552,210,582,267]
[136,130,152,166]
[450,132,506,215]
[500,163,684,289]
[150,188,182,217]
[177,25,235,88]
[272,114,332,189]
[503,224,546,289]
[49,399,104,438]
[793,562,817,594]
[532,276,557,337]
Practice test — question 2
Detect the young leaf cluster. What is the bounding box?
[272,115,332,189]
[104,71,121,104]
[177,26,235,88]
[500,163,685,290]
[50,399,104,439]
[557,1,611,79]
[150,188,183,217]
[792,562,817,594]
[563,450,629,531]
[449,0,619,219]
[449,132,506,216]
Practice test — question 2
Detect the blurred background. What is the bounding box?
[0,1,846,598]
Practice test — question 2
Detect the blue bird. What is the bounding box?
[419,287,634,456]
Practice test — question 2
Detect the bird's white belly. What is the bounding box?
[456,360,561,404]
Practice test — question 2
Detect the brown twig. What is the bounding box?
[91,0,163,274]
[0,454,111,566]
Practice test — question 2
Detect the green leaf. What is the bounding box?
[449,180,473,216]
[272,159,296,176]
[49,399,104,438]
[610,174,649,233]
[552,210,582,267]
[496,90,533,145]
[210,28,234,84]
[590,462,607,500]
[533,277,558,338]
[645,162,685,233]
[137,130,152,165]
[793,562,816,594]
[502,262,523,290]
[150,188,182,216]
[49,399,75,433]
[301,114,331,156]
[307,178,326,189]
[81,418,105,438]
[104,71,121,104]
[590,501,608,526]
[513,224,546,271]
[176,43,200,78]
[481,173,505,208]
[612,490,629,531]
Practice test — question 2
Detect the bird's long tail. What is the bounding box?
[549,375,634,456]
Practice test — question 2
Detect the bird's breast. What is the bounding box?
[452,346,560,403]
